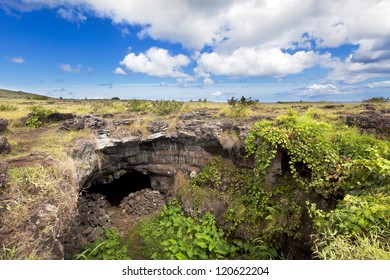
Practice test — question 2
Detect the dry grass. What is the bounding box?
[0,161,78,259]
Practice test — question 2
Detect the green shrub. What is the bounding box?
[25,115,42,128]
[138,203,240,260]
[26,105,57,128]
[150,100,182,115]
[75,228,131,260]
[126,99,150,112]
[0,104,16,111]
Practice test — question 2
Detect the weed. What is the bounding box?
[75,228,131,260]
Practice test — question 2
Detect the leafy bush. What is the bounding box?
[26,105,57,128]
[0,104,16,111]
[75,228,130,260]
[138,203,240,260]
[150,100,183,115]
[126,99,150,112]
[309,192,390,259]
[25,115,42,128]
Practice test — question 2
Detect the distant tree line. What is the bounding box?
[227,96,259,107]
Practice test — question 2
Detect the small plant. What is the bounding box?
[126,99,150,112]
[0,244,17,260]
[75,228,131,260]
[25,105,56,128]
[150,100,183,115]
[0,103,17,111]
[25,115,42,128]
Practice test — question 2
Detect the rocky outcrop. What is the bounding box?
[58,111,257,258]
[60,115,108,135]
[47,112,75,122]
[0,118,8,132]
[0,136,10,155]
[346,111,390,135]
[66,111,252,195]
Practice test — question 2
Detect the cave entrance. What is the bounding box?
[86,170,151,206]
[281,149,312,179]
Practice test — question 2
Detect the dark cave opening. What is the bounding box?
[84,170,151,206]
[281,149,312,179]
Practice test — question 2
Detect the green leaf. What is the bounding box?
[175,253,187,260]
[177,228,183,239]
[194,240,207,249]
[195,233,213,243]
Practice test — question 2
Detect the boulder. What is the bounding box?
[0,118,8,132]
[147,121,168,133]
[0,136,10,154]
[47,112,75,122]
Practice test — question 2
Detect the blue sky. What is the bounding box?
[1,0,390,101]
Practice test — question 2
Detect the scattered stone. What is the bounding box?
[147,121,168,133]
[0,136,10,155]
[60,115,107,132]
[0,118,8,132]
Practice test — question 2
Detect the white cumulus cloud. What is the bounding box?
[195,46,330,78]
[114,67,127,75]
[211,90,223,97]
[120,47,194,82]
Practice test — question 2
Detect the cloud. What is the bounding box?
[59,63,82,73]
[120,47,194,82]
[121,27,130,38]
[114,67,127,75]
[4,0,390,83]
[195,46,330,78]
[287,83,353,99]
[57,8,86,23]
[366,80,390,89]
[9,56,25,64]
[203,78,214,85]
[211,90,223,97]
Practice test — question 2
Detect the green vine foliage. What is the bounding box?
[190,110,390,259]
[189,156,301,252]
[243,109,390,259]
